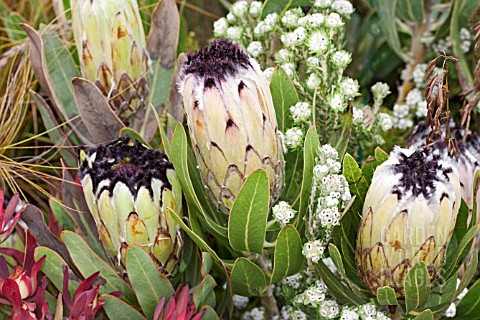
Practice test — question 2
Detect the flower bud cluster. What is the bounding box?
[272,201,297,225]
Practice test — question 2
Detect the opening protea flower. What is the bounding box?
[178,39,285,213]
[71,0,149,121]
[356,146,461,297]
[153,285,204,320]
[78,136,183,275]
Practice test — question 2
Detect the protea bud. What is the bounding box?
[178,39,285,213]
[78,136,182,275]
[356,146,461,297]
[71,0,149,121]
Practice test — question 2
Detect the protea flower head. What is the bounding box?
[71,0,149,122]
[356,146,461,297]
[178,39,285,213]
[408,122,480,213]
[154,285,204,320]
[78,136,183,275]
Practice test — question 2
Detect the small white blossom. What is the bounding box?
[461,40,471,53]
[307,73,321,90]
[460,27,471,41]
[313,0,333,9]
[392,104,413,129]
[249,1,262,18]
[281,32,298,47]
[302,239,325,262]
[371,82,391,101]
[265,13,279,25]
[340,306,359,320]
[281,62,296,77]
[213,18,229,37]
[233,295,249,310]
[331,50,351,69]
[285,127,304,149]
[297,280,328,306]
[307,13,325,28]
[292,309,307,320]
[318,144,338,160]
[331,0,354,16]
[272,201,296,225]
[298,16,309,27]
[281,273,303,289]
[231,1,249,19]
[325,12,344,29]
[307,30,329,53]
[416,100,427,118]
[341,77,360,99]
[242,307,266,320]
[406,88,423,108]
[353,107,365,125]
[359,304,377,318]
[282,8,302,28]
[226,12,236,23]
[290,102,312,122]
[393,103,409,118]
[275,49,293,64]
[247,41,263,57]
[263,67,275,82]
[306,57,320,70]
[445,303,456,318]
[317,206,341,226]
[293,27,307,43]
[328,93,345,112]
[226,26,243,41]
[378,113,392,131]
[412,63,427,88]
[319,300,340,319]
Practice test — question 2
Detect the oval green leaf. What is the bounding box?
[376,286,399,306]
[126,246,174,319]
[404,262,430,313]
[60,231,138,307]
[271,225,303,283]
[228,170,269,254]
[230,258,266,297]
[101,294,146,320]
[270,66,298,132]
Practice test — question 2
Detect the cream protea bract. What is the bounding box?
[356,146,461,297]
[71,0,149,121]
[78,136,182,275]
[178,39,285,213]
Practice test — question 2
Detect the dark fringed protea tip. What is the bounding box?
[356,146,461,297]
[78,135,183,275]
[180,39,252,88]
[178,39,285,213]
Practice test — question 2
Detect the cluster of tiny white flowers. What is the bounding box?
[314,0,333,9]
[319,300,341,319]
[242,307,266,320]
[405,88,427,118]
[290,102,312,123]
[285,127,304,149]
[328,93,345,112]
[302,239,325,263]
[263,67,275,83]
[352,107,365,125]
[331,0,354,16]
[331,50,351,70]
[371,82,390,101]
[392,103,413,129]
[254,13,279,37]
[377,113,393,131]
[341,77,360,99]
[432,27,471,54]
[272,201,296,225]
[295,280,328,306]
[411,63,427,88]
[281,273,303,289]
[247,41,263,57]
[233,295,249,310]
[338,304,389,320]
[275,306,308,320]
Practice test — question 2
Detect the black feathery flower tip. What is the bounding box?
[78,136,173,198]
[391,148,452,200]
[181,39,252,88]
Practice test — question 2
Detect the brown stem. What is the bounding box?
[261,285,279,318]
